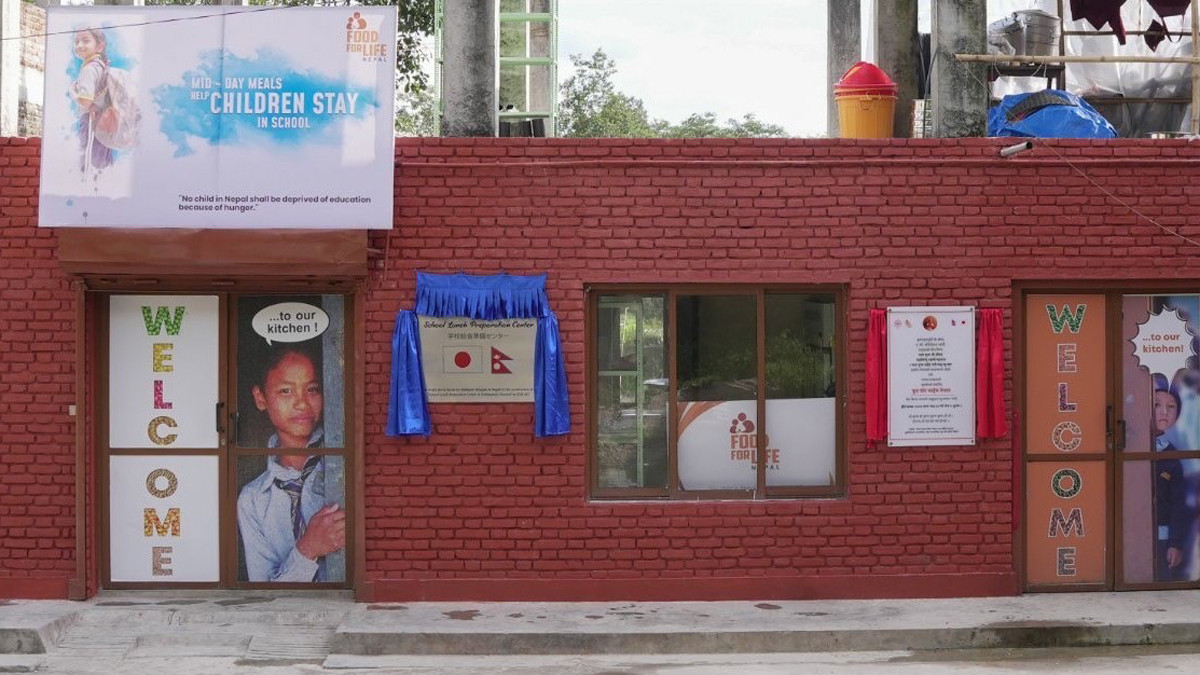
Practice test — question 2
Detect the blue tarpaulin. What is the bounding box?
[989,89,1117,139]
[387,272,571,437]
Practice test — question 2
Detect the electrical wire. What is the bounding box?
[0,4,319,43]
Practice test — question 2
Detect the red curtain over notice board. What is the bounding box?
[976,308,1008,439]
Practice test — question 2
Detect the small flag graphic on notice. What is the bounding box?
[492,347,513,374]
[444,346,484,373]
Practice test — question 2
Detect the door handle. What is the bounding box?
[215,401,226,434]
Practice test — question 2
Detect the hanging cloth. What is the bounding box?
[415,271,550,320]
[1070,0,1128,44]
[1145,2,1190,50]
[386,310,431,436]
[975,308,1008,439]
[534,314,570,437]
[865,309,888,444]
[1148,0,1191,17]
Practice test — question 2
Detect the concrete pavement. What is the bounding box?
[3,589,1200,669]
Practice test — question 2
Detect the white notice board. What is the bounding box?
[887,306,975,447]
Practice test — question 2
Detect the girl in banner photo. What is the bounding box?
[69,27,140,180]
[70,28,113,177]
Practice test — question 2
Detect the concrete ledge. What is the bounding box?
[329,622,1200,656]
[329,592,1200,656]
[0,602,80,654]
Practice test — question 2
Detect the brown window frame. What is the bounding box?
[587,284,847,501]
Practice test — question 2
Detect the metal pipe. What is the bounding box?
[957,53,1200,64]
[1191,0,1198,134]
[1000,141,1034,158]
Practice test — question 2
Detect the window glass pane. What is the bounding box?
[236,295,345,450]
[499,22,527,58]
[1122,459,1200,583]
[108,295,220,449]
[676,295,756,401]
[500,1,553,14]
[676,295,756,491]
[765,293,836,487]
[527,21,552,58]
[236,453,346,583]
[500,21,551,59]
[499,64,553,114]
[1122,294,1200,454]
[596,296,666,489]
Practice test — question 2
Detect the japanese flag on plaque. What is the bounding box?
[420,317,536,402]
[444,346,485,374]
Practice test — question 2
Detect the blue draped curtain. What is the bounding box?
[386,272,570,437]
[386,310,430,436]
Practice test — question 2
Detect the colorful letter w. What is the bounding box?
[1045,304,1086,334]
[142,306,186,336]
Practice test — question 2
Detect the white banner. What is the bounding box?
[887,306,976,446]
[109,455,219,582]
[677,399,837,491]
[419,317,537,402]
[109,295,219,449]
[39,6,396,228]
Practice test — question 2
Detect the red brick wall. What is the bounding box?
[5,136,1200,600]
[0,138,76,597]
[364,137,1200,600]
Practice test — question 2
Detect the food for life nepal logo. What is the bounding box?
[345,12,389,62]
[728,412,781,469]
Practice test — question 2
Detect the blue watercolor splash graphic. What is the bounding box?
[153,49,378,157]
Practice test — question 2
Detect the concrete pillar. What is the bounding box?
[873,0,919,138]
[932,0,987,137]
[0,0,19,137]
[442,0,497,137]
[827,0,861,138]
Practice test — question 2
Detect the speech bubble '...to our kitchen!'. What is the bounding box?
[253,302,329,345]
[1131,307,1194,379]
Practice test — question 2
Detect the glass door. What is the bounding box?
[1023,290,1200,591]
[101,292,352,588]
